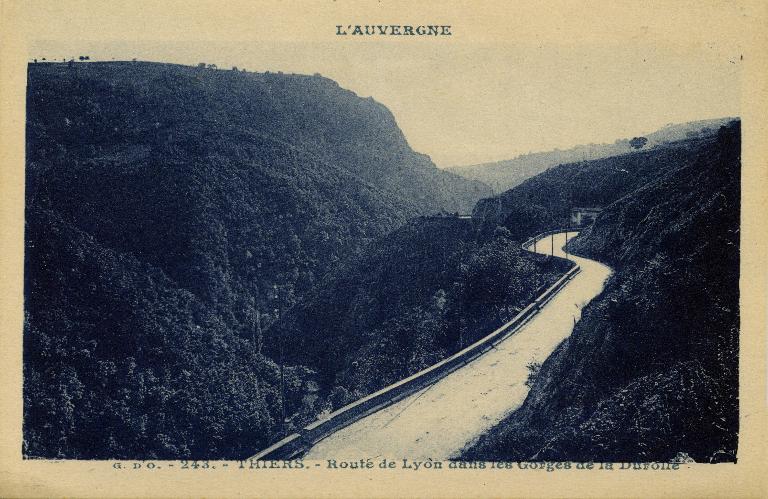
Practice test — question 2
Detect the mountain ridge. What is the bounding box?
[462,121,740,462]
[23,60,488,459]
[446,117,735,192]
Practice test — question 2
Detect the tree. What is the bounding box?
[524,360,542,387]
[629,137,648,150]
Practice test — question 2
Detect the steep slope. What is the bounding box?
[471,134,724,241]
[448,118,734,192]
[272,218,572,411]
[27,61,488,314]
[462,121,740,463]
[23,61,487,459]
[303,232,609,460]
[24,207,287,458]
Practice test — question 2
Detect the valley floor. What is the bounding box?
[304,232,612,460]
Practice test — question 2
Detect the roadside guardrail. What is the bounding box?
[250,229,579,460]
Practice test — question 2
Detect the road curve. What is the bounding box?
[304,232,611,460]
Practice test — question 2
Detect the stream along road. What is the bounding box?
[303,231,612,461]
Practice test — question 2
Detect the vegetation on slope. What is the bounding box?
[272,217,572,412]
[23,61,488,459]
[25,60,738,462]
[462,121,740,463]
[448,118,734,192]
[472,132,729,240]
[25,208,288,458]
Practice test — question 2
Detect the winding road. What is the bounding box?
[304,232,612,460]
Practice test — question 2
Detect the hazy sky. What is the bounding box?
[25,1,744,167]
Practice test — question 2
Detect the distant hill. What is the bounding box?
[463,121,740,462]
[23,61,488,459]
[471,129,736,241]
[447,118,736,192]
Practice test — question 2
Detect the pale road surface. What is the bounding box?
[304,232,612,460]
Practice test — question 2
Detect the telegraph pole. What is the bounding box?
[565,214,570,261]
[250,295,264,356]
[563,186,573,260]
[274,284,286,437]
[256,308,263,356]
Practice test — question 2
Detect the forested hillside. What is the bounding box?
[463,121,740,462]
[448,118,733,192]
[23,61,488,459]
[24,60,740,462]
[271,217,572,412]
[472,133,727,240]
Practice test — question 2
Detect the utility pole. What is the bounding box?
[255,308,263,356]
[251,296,264,356]
[551,233,554,257]
[274,284,286,437]
[565,185,573,260]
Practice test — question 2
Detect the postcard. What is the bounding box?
[1,1,766,497]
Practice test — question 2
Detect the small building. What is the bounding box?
[570,207,602,227]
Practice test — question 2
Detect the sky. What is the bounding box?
[24,1,745,167]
